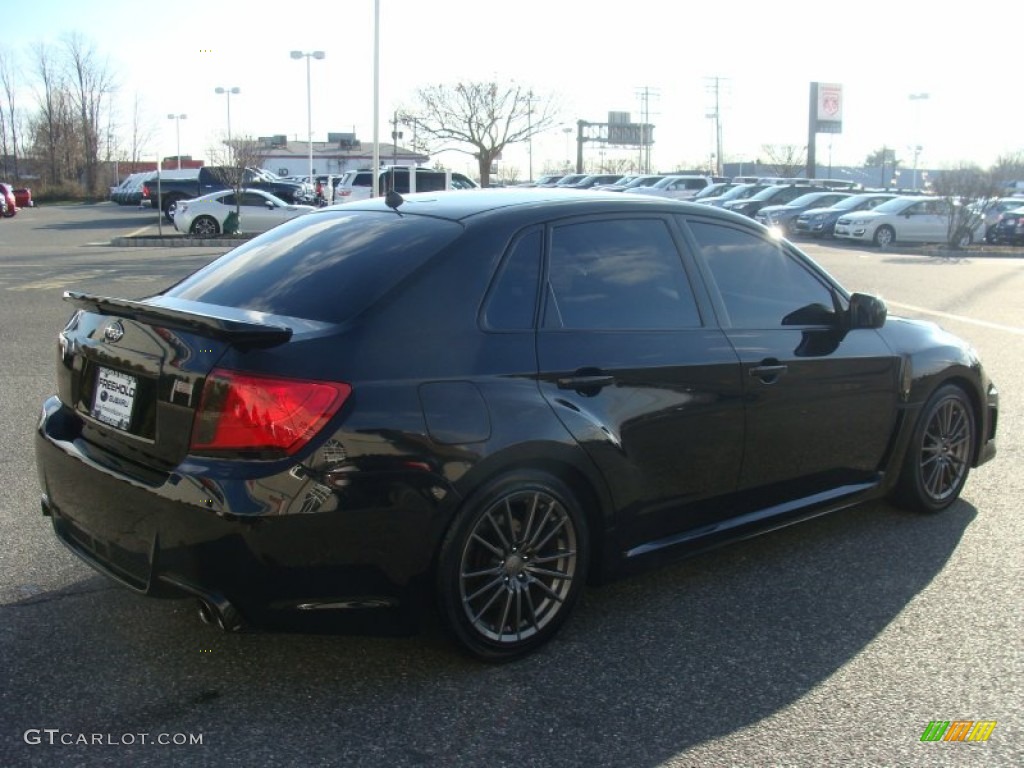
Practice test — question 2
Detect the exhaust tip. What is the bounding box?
[196,599,243,633]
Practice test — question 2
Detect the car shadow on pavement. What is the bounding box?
[32,212,158,232]
[0,498,976,766]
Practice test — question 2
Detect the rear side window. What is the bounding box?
[483,230,541,330]
[543,218,701,330]
[164,211,463,324]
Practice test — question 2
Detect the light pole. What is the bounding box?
[562,127,572,172]
[908,92,929,190]
[166,113,186,169]
[214,87,240,160]
[290,50,326,185]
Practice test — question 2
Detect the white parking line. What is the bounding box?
[887,301,1024,335]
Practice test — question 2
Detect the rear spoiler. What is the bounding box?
[64,292,293,348]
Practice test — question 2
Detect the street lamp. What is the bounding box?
[166,113,186,169]
[290,50,326,185]
[562,126,573,171]
[908,92,929,190]
[214,86,240,159]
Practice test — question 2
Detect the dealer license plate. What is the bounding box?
[90,366,137,431]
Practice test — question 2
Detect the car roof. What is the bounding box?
[328,188,755,224]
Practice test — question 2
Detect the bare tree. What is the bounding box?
[31,42,62,185]
[989,151,1024,190]
[64,33,116,194]
[128,92,154,170]
[205,135,268,232]
[401,81,557,187]
[0,47,22,178]
[760,143,806,178]
[930,164,1001,249]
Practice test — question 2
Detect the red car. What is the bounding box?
[13,186,33,208]
[0,183,16,217]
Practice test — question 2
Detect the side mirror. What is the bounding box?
[265,200,275,210]
[848,293,887,329]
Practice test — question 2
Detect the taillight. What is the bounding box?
[141,184,150,198]
[190,369,350,456]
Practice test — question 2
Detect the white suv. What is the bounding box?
[335,167,477,203]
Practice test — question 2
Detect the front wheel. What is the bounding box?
[895,384,976,513]
[873,225,895,248]
[190,216,220,237]
[953,228,972,248]
[436,470,589,661]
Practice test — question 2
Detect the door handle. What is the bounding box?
[749,364,788,383]
[557,375,615,390]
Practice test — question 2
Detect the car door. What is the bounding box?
[534,215,745,552]
[685,217,899,495]
[237,191,277,231]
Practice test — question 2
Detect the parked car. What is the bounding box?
[794,193,897,238]
[110,173,154,206]
[723,184,819,218]
[987,205,1024,245]
[561,174,623,189]
[551,173,591,188]
[144,167,311,220]
[173,188,315,236]
[973,197,1024,242]
[595,174,665,192]
[693,182,738,201]
[528,174,565,187]
[0,183,17,217]
[13,186,33,208]
[696,182,770,208]
[833,196,981,248]
[36,190,998,660]
[755,191,852,236]
[335,167,477,203]
[624,174,711,200]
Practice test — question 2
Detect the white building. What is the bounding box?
[258,132,429,178]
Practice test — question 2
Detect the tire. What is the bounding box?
[895,384,976,513]
[873,225,895,248]
[190,216,220,237]
[953,228,972,248]
[162,196,181,222]
[436,470,589,661]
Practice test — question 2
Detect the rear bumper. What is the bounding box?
[35,396,452,623]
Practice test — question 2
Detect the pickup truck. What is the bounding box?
[142,167,312,219]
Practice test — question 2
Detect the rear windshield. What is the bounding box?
[163,210,463,323]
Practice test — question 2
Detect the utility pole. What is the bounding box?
[635,86,659,173]
[704,76,726,177]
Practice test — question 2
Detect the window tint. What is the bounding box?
[484,230,541,330]
[544,218,701,330]
[165,211,463,324]
[689,221,836,329]
[240,192,270,207]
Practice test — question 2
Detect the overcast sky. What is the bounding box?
[4,0,1020,178]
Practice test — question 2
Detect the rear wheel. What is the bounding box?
[873,225,895,248]
[953,228,973,248]
[895,384,976,513]
[436,470,588,661]
[190,216,220,237]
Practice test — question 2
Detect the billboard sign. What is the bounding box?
[816,82,843,134]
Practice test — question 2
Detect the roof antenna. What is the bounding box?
[385,189,405,214]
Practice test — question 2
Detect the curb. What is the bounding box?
[110,236,251,248]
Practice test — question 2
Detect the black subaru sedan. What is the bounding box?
[35,190,998,660]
